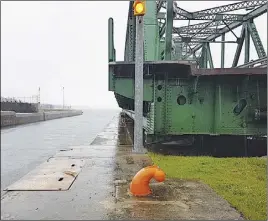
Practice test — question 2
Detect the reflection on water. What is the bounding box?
[1,109,120,191]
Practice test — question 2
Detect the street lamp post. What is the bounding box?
[38,87,41,112]
[62,86,65,109]
[38,87,41,103]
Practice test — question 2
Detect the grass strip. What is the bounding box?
[149,153,267,220]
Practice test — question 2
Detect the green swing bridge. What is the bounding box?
[108,0,267,150]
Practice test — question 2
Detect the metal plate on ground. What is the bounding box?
[5,158,85,191]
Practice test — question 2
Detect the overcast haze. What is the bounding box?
[1,1,267,109]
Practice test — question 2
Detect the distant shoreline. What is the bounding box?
[72,107,121,111]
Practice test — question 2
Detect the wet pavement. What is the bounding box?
[1,109,118,194]
[1,115,121,220]
[112,180,244,220]
[1,112,244,220]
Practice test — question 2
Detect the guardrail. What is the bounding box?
[121,109,148,129]
[236,57,267,68]
[1,96,38,104]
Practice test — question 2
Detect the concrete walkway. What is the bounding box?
[1,113,244,220]
[1,115,119,220]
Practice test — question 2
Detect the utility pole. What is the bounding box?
[38,87,41,112]
[38,87,41,103]
[133,0,146,153]
[62,86,65,109]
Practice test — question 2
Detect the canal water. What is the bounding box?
[1,109,120,193]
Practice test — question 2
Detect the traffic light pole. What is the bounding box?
[133,16,145,153]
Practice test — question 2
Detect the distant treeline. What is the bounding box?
[1,101,38,113]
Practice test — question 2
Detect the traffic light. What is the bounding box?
[133,0,146,16]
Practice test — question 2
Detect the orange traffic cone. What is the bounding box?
[130,165,165,196]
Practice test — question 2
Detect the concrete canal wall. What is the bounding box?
[1,111,17,127]
[1,110,83,127]
[1,101,39,113]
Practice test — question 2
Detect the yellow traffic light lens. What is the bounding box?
[133,1,146,16]
[135,2,144,13]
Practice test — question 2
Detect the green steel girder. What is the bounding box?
[159,0,267,21]
[109,60,267,137]
[152,74,267,136]
[113,78,153,102]
[181,4,267,59]
[247,20,267,58]
[108,1,267,141]
[174,20,233,33]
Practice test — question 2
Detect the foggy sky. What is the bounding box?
[1,1,267,109]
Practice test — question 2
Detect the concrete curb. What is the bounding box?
[1,110,83,127]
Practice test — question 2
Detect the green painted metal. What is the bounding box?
[114,78,152,101]
[244,22,250,63]
[164,0,173,60]
[221,34,225,68]
[108,1,267,142]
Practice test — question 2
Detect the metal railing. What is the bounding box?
[236,57,267,68]
[1,96,72,111]
[122,109,148,128]
[39,104,72,110]
[1,96,39,104]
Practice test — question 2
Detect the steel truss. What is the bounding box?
[156,0,267,68]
